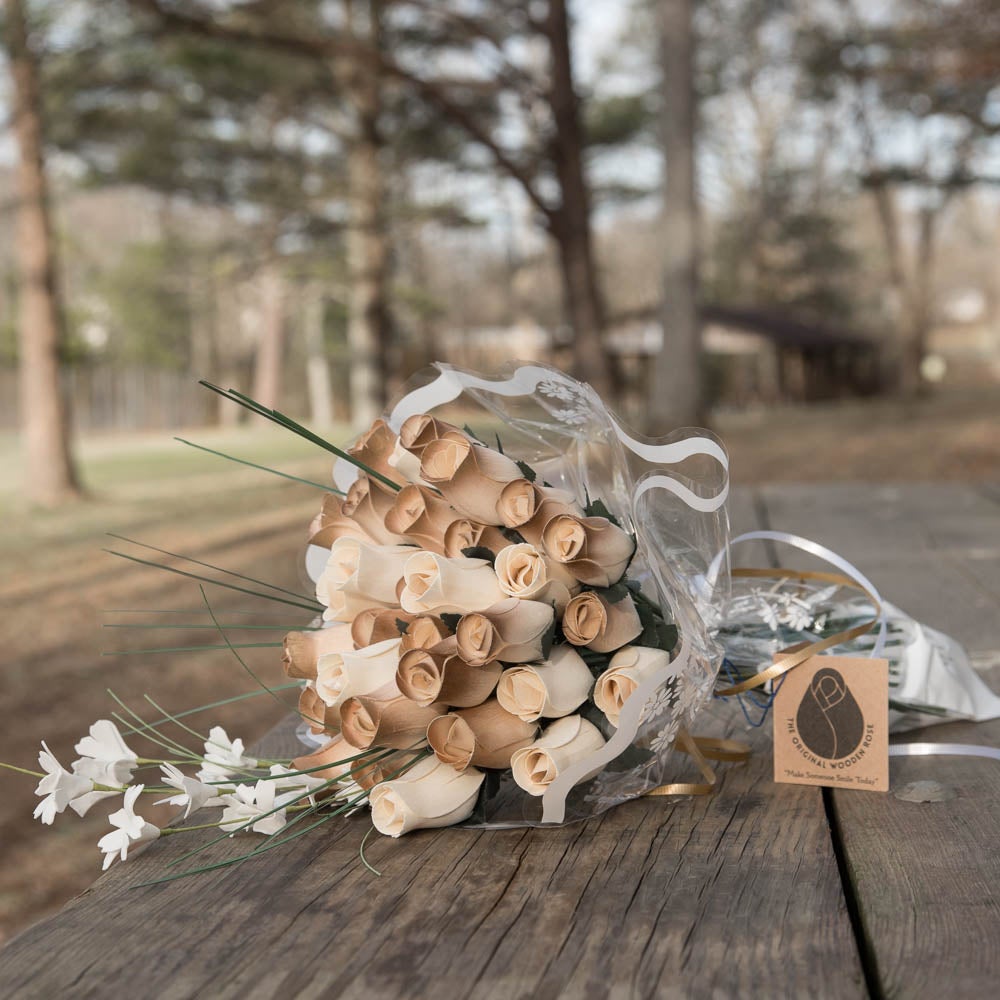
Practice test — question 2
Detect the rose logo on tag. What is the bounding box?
[794,667,865,760]
[773,655,889,792]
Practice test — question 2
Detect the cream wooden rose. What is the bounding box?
[493,542,578,613]
[419,432,522,525]
[442,519,510,559]
[383,484,456,554]
[496,480,584,546]
[496,646,594,722]
[315,637,402,711]
[399,551,505,615]
[369,756,485,837]
[594,645,670,726]
[347,419,405,487]
[340,475,406,546]
[316,538,413,623]
[510,715,606,797]
[282,623,354,681]
[427,701,538,771]
[455,598,555,666]
[541,514,636,588]
[308,493,376,549]
[562,590,643,653]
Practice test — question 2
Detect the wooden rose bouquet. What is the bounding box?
[4,364,730,877]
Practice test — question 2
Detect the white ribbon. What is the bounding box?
[708,529,888,658]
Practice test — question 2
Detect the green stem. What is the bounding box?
[174,437,340,493]
[0,761,44,778]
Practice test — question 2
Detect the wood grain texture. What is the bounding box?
[0,484,899,999]
[0,705,864,1000]
[831,687,1000,1000]
[757,483,1000,998]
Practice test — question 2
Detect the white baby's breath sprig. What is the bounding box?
[33,741,94,825]
[97,785,160,870]
[219,780,288,836]
[73,719,139,786]
[156,764,224,818]
[195,726,258,783]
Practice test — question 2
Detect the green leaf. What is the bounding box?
[540,617,558,659]
[515,459,537,483]
[583,496,622,527]
[499,526,527,545]
[463,424,485,444]
[494,433,505,455]
[440,612,462,632]
[600,582,630,604]
[461,546,497,564]
[395,618,411,635]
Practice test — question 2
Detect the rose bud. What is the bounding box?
[341,475,406,545]
[299,682,340,736]
[316,636,402,711]
[510,715,606,797]
[455,598,554,666]
[316,537,413,622]
[494,541,578,613]
[383,484,456,554]
[398,413,465,459]
[348,419,406,487]
[399,614,452,653]
[399,551,505,615]
[369,756,484,837]
[396,638,502,708]
[308,493,375,549]
[496,645,593,722]
[340,681,446,750]
[282,624,354,681]
[541,514,635,588]
[351,608,416,649]
[428,701,538,771]
[419,432,522,525]
[562,590,642,653]
[442,519,510,559]
[291,736,362,786]
[387,436,427,485]
[497,479,584,546]
[594,645,671,726]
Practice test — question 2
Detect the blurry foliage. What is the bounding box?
[96,240,193,369]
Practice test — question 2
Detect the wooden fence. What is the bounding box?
[0,366,216,433]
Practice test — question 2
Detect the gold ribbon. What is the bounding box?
[714,568,881,697]
[645,566,881,799]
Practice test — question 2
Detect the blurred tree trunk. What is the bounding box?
[544,0,616,400]
[303,280,334,427]
[343,0,389,430]
[251,258,285,410]
[4,0,83,505]
[649,0,703,431]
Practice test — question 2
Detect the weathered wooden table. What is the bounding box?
[2,483,999,999]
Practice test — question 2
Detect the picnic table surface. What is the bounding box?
[2,482,999,999]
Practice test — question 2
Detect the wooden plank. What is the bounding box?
[756,484,1000,998]
[0,710,865,999]
[831,685,1000,999]
[0,488,866,998]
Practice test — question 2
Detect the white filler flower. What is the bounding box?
[157,764,221,818]
[219,781,288,836]
[196,726,258,783]
[33,741,93,825]
[73,720,138,786]
[98,785,160,870]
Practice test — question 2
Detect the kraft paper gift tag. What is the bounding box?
[773,655,889,792]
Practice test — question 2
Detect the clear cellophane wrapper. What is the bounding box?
[308,362,731,827]
[715,574,1000,733]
